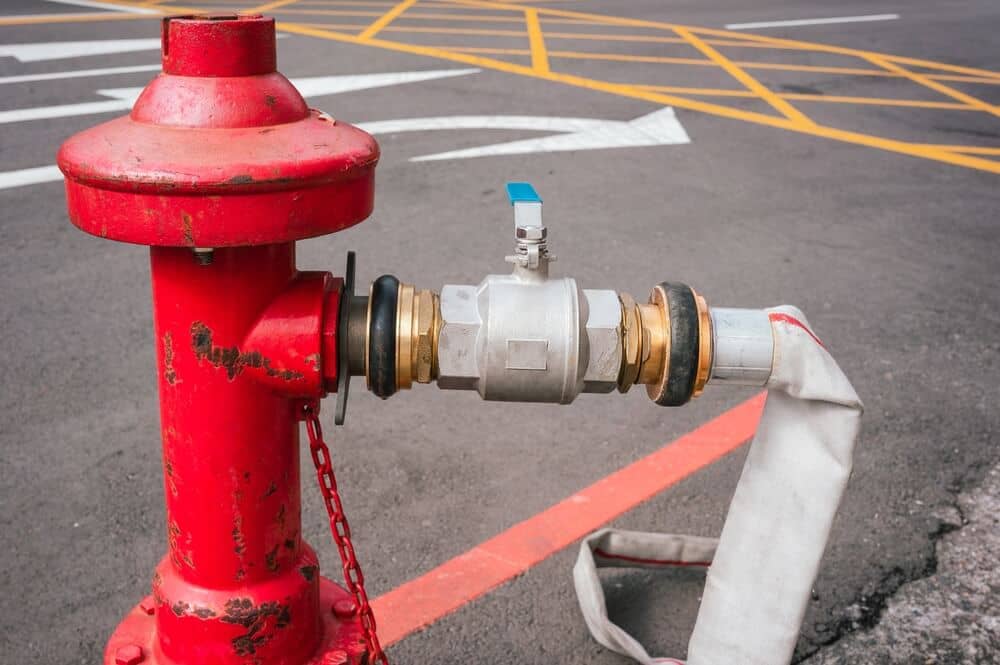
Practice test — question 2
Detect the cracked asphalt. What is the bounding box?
[0,1,998,663]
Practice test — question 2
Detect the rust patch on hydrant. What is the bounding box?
[163,332,178,386]
[221,598,291,656]
[190,321,304,382]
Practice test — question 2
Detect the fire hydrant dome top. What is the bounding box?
[57,14,379,247]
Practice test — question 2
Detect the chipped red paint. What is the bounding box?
[58,14,375,665]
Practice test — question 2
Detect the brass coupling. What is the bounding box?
[395,283,440,390]
[617,283,712,406]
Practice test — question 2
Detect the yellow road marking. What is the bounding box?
[525,9,550,73]
[249,0,303,12]
[274,21,1000,174]
[927,145,1000,156]
[865,54,1000,119]
[634,85,978,110]
[673,26,812,126]
[307,21,526,35]
[0,12,155,25]
[373,43,1000,87]
[456,0,1000,82]
[358,0,419,39]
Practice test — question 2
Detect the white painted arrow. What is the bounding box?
[357,108,691,160]
[0,68,480,125]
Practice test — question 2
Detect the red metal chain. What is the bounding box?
[302,402,389,665]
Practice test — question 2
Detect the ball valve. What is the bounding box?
[341,182,773,414]
[58,12,778,665]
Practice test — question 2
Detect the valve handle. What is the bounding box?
[505,181,543,232]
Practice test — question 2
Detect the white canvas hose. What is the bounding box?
[574,306,863,665]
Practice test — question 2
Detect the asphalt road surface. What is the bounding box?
[1,0,998,663]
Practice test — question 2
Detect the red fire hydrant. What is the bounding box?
[59,15,378,665]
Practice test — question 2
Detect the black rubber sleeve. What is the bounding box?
[656,282,699,407]
[368,274,399,399]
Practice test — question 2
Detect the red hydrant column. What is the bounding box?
[58,15,379,665]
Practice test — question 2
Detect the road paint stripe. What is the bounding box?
[0,63,160,85]
[0,38,161,62]
[277,22,1000,174]
[724,14,899,30]
[0,68,478,125]
[673,26,813,127]
[455,0,1000,82]
[919,145,1000,156]
[0,11,152,26]
[372,393,767,645]
[0,98,134,124]
[865,54,1000,119]
[248,0,302,12]
[0,165,64,190]
[358,0,420,39]
[41,0,160,13]
[525,8,550,73]
[632,86,979,110]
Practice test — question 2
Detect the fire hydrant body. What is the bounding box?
[58,15,377,665]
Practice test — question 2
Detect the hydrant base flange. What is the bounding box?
[103,577,367,665]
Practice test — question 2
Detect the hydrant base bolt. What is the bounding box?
[332,599,357,618]
[138,596,155,616]
[114,645,144,665]
[193,248,214,265]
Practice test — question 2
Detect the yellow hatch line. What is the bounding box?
[273,21,1000,175]
[672,25,813,127]
[456,0,1000,82]
[249,0,303,13]
[524,8,550,74]
[357,0,419,39]
[864,54,1000,119]
[9,0,998,174]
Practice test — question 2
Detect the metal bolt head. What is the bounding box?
[138,596,156,616]
[515,226,546,241]
[115,644,144,665]
[323,650,349,665]
[332,599,357,618]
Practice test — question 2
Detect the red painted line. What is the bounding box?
[769,312,825,348]
[593,548,711,567]
[372,392,767,646]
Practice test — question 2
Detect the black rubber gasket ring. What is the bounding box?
[656,282,699,407]
[368,274,399,400]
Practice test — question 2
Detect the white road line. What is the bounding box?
[41,0,160,14]
[1,69,480,125]
[724,14,899,30]
[0,64,160,85]
[0,38,161,62]
[0,165,63,190]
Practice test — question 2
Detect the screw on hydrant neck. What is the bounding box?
[162,14,277,77]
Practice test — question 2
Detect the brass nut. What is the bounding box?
[396,284,440,390]
[414,290,439,384]
[617,292,642,392]
[692,290,711,398]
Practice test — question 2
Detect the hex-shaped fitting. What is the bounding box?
[437,284,482,390]
[582,289,623,393]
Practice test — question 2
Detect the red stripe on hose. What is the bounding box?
[768,312,825,348]
[372,392,766,646]
[594,547,711,567]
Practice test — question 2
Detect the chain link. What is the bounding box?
[303,401,389,665]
